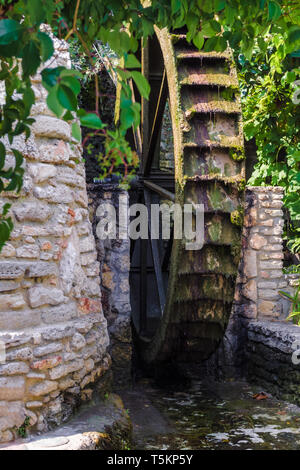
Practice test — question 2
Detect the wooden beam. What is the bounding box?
[144,189,166,316]
[129,79,142,156]
[143,71,168,175]
[143,180,175,202]
[139,236,148,335]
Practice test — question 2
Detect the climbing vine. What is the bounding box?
[0,0,299,250]
[237,32,300,253]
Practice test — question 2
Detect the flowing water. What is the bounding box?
[119,378,300,450]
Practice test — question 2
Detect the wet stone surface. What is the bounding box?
[120,378,300,450]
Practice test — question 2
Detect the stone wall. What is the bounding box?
[203,186,290,377]
[246,321,300,404]
[0,38,110,442]
[87,183,132,388]
[236,186,286,321]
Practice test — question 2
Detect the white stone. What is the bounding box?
[28,163,57,183]
[0,294,26,311]
[28,286,65,308]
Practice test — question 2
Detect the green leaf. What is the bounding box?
[80,113,103,129]
[41,67,64,89]
[37,31,54,62]
[289,26,300,44]
[124,54,141,69]
[193,32,204,50]
[72,122,81,141]
[214,0,225,11]
[57,83,77,111]
[0,19,23,45]
[46,85,64,117]
[27,0,46,24]
[22,40,40,77]
[268,1,281,21]
[131,71,150,99]
[0,142,5,170]
[61,76,81,96]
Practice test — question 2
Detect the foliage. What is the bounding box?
[238,30,300,252]
[283,264,300,274]
[280,284,300,324]
[15,415,31,438]
[0,0,299,250]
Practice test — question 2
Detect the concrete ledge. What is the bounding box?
[247,320,300,405]
[0,394,132,451]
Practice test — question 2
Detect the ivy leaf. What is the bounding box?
[193,32,204,50]
[80,112,104,129]
[268,1,281,21]
[0,19,23,45]
[71,122,81,141]
[37,31,54,62]
[22,40,40,77]
[57,83,77,111]
[131,71,150,99]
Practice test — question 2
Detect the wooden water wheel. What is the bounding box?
[120,27,245,365]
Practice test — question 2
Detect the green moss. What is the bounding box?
[230,206,244,227]
[208,219,222,242]
[229,147,245,161]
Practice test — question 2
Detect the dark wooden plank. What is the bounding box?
[129,79,142,156]
[143,180,175,202]
[162,227,174,272]
[144,189,166,316]
[143,71,168,175]
[139,236,148,335]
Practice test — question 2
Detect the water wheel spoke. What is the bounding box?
[162,227,173,272]
[143,180,175,202]
[144,189,166,316]
[143,71,168,175]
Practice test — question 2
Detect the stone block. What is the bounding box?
[28,162,57,183]
[41,325,74,341]
[0,309,40,330]
[12,202,52,222]
[70,333,86,351]
[16,245,40,259]
[0,376,25,400]
[34,184,73,204]
[32,116,70,141]
[244,249,257,279]
[0,293,26,311]
[29,380,58,397]
[258,300,276,316]
[28,286,65,308]
[6,347,33,362]
[33,342,63,358]
[0,244,16,257]
[41,302,78,324]
[31,356,63,371]
[49,359,84,380]
[0,362,29,376]
[24,262,57,278]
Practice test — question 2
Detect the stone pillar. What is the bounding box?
[87,183,132,388]
[239,186,285,319]
[0,38,110,442]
